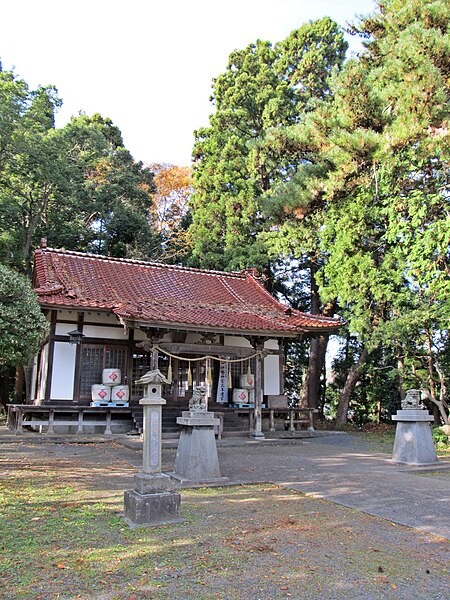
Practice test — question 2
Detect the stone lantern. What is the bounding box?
[124,369,182,527]
[392,389,438,465]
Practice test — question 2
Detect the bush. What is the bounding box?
[0,264,48,369]
[432,427,450,451]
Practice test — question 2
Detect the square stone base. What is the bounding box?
[392,421,438,465]
[124,490,183,528]
[174,425,222,481]
[134,472,175,494]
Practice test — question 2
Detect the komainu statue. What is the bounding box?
[189,386,207,412]
[401,389,422,410]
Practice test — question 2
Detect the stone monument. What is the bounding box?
[124,370,183,527]
[391,389,438,465]
[172,386,227,483]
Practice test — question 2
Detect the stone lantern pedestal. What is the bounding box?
[392,389,438,466]
[124,370,183,527]
[172,387,228,483]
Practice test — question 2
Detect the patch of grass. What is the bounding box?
[1,445,449,599]
[349,424,450,457]
[417,469,450,478]
[350,425,396,453]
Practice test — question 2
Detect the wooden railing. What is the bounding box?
[6,404,132,435]
[235,407,317,432]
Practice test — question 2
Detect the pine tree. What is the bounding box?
[265,0,449,422]
[189,19,347,272]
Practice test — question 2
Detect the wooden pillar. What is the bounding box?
[72,312,84,405]
[205,357,211,409]
[44,311,57,404]
[251,339,264,439]
[77,409,84,434]
[173,358,179,404]
[47,408,55,434]
[127,328,134,397]
[150,346,159,370]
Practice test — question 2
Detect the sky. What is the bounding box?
[1,0,376,167]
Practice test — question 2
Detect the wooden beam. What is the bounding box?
[157,342,263,358]
[52,335,128,345]
[128,318,311,338]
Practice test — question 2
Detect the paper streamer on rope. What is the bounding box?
[154,344,263,364]
[152,344,265,392]
[167,357,173,384]
[207,363,213,385]
[247,362,253,385]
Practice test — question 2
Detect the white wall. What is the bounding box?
[36,344,48,403]
[57,309,119,325]
[56,322,80,336]
[83,325,127,340]
[264,339,279,350]
[135,328,149,342]
[224,335,252,348]
[264,355,280,395]
[264,339,281,395]
[30,354,38,402]
[50,342,76,400]
[224,336,281,395]
[56,310,127,339]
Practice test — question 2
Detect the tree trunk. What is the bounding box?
[421,360,449,425]
[425,331,441,425]
[336,347,368,424]
[24,365,34,403]
[420,389,449,425]
[300,254,331,409]
[300,335,329,409]
[0,371,11,413]
[14,366,25,403]
[396,344,405,401]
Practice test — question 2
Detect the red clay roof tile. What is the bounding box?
[33,248,341,336]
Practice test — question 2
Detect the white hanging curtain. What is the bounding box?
[216,362,229,404]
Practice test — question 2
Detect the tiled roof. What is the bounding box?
[33,248,341,336]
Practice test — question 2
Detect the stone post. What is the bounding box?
[391,389,438,466]
[172,386,228,483]
[124,370,183,527]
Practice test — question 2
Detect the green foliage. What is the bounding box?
[432,427,450,450]
[0,73,160,273]
[189,19,347,271]
[276,16,348,109]
[260,0,450,422]
[0,264,48,370]
[327,338,401,424]
[283,339,310,402]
